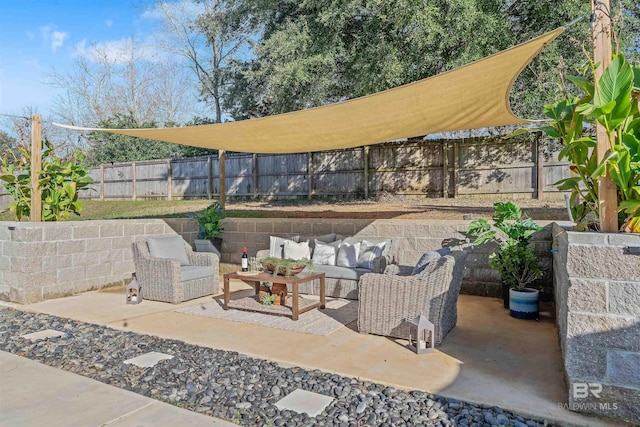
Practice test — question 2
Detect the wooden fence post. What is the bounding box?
[167,159,172,200]
[30,114,42,222]
[131,162,137,201]
[100,164,105,200]
[307,152,313,200]
[207,157,212,199]
[535,135,544,199]
[363,146,370,198]
[592,0,617,232]
[452,141,459,198]
[442,141,449,198]
[219,150,226,207]
[253,153,259,199]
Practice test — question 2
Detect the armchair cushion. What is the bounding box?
[181,265,216,282]
[147,235,190,266]
[412,247,451,275]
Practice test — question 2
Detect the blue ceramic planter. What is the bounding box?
[509,288,539,320]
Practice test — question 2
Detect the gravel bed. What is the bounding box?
[0,307,555,427]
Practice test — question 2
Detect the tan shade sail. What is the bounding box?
[56,28,563,154]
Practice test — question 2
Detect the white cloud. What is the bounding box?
[38,25,69,52]
[105,19,113,28]
[51,31,68,52]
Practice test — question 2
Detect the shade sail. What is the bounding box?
[55,28,563,154]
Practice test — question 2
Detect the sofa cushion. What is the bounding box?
[305,233,337,256]
[180,265,214,282]
[311,264,372,281]
[337,241,361,268]
[312,239,342,265]
[412,247,452,275]
[283,240,311,260]
[147,236,190,266]
[357,239,388,269]
[269,235,300,259]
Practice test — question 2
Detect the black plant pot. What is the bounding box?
[502,283,510,309]
[211,237,223,254]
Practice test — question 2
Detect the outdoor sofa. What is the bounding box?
[256,233,392,299]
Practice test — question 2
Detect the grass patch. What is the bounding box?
[0,199,272,221]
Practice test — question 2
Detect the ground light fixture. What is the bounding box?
[126,273,142,304]
[408,312,435,354]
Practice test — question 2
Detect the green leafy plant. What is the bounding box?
[541,54,640,232]
[262,294,276,305]
[467,202,544,289]
[194,201,225,239]
[0,141,94,221]
[259,257,314,277]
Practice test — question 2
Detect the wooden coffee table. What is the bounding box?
[223,271,326,320]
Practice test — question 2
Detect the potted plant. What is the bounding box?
[193,201,225,254]
[467,202,544,318]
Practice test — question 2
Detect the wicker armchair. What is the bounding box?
[357,251,467,346]
[131,240,220,304]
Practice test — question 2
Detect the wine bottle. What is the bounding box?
[241,247,248,272]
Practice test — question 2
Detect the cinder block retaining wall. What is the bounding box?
[220,218,558,298]
[552,224,640,422]
[0,220,186,304]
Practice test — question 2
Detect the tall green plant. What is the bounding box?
[467,202,544,289]
[194,201,225,239]
[542,54,640,232]
[0,141,94,221]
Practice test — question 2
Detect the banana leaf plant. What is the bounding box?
[541,54,640,232]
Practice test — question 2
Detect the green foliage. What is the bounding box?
[262,293,276,305]
[541,54,640,231]
[217,1,639,120]
[86,114,218,165]
[194,201,225,239]
[0,141,94,221]
[259,257,314,277]
[467,202,544,289]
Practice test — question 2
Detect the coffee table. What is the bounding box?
[223,271,326,320]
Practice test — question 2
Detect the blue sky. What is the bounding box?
[0,0,157,117]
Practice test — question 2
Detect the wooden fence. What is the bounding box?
[0,136,571,208]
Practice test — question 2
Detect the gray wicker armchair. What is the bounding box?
[357,251,467,346]
[131,239,220,304]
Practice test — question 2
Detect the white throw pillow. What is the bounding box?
[312,239,342,266]
[357,239,387,269]
[283,240,311,260]
[269,235,299,259]
[336,241,361,268]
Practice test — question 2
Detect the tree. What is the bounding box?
[48,41,196,131]
[220,0,639,122]
[151,0,250,123]
[86,113,217,165]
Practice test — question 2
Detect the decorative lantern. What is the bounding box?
[126,273,142,304]
[408,312,435,354]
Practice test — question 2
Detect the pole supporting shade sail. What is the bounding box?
[55,29,563,154]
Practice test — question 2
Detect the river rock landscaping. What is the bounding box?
[0,307,554,427]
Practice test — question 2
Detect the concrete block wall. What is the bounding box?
[0,220,179,304]
[552,223,640,422]
[220,218,557,298]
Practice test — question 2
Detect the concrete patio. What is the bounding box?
[3,274,627,427]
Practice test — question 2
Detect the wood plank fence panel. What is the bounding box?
[76,137,572,201]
